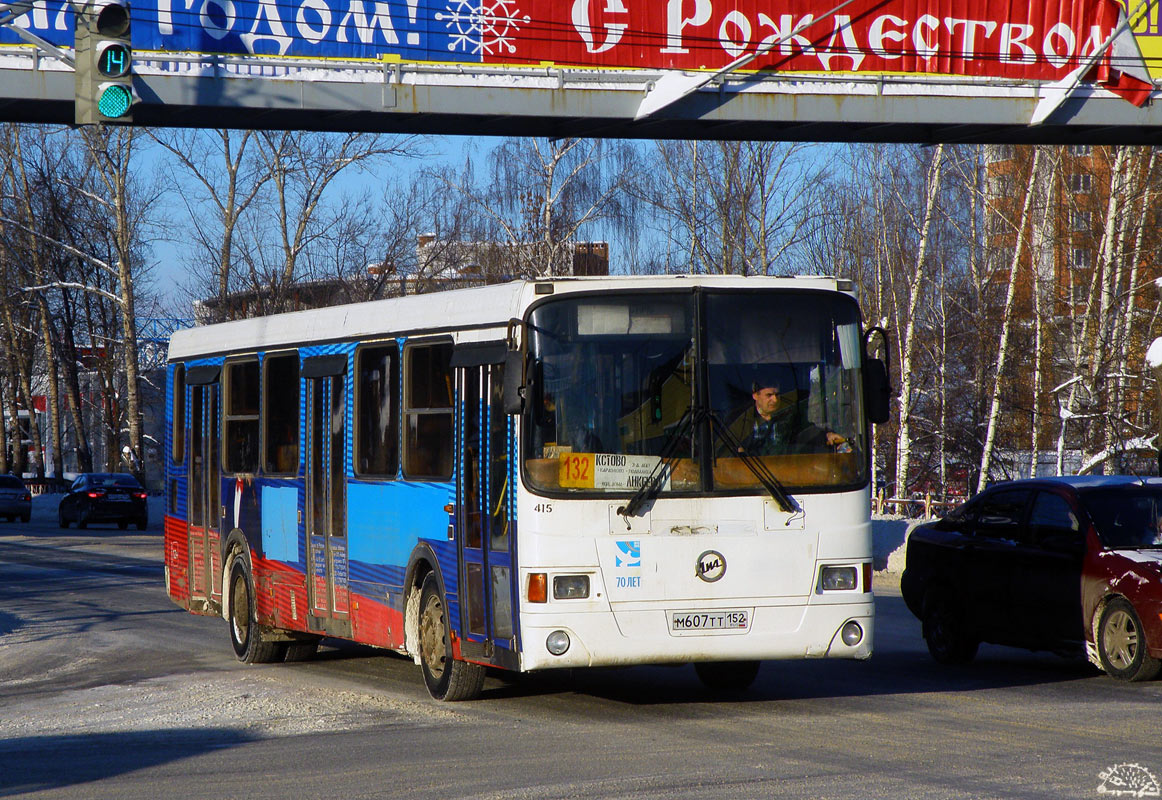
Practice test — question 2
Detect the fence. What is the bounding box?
[873,490,962,519]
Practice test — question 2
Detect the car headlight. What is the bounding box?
[819,566,858,591]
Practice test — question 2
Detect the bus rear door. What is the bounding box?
[187,369,222,613]
[304,356,352,639]
[456,358,518,669]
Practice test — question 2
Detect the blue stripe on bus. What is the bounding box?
[347,480,453,567]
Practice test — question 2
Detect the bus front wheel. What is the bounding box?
[228,559,284,664]
[418,573,485,701]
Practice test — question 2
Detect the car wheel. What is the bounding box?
[1097,598,1161,682]
[418,573,485,701]
[694,660,761,691]
[58,507,69,528]
[76,514,88,530]
[228,558,284,664]
[922,591,979,665]
[135,518,147,531]
[20,512,29,523]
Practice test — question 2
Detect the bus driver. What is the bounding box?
[736,378,847,456]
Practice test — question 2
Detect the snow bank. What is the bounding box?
[872,515,927,576]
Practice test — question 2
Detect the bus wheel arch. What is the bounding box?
[220,529,251,625]
[418,572,485,700]
[403,545,442,666]
[222,532,283,665]
[404,545,486,701]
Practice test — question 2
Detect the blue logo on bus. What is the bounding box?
[615,540,640,568]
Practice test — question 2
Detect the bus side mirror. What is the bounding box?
[864,358,891,424]
[863,326,892,425]
[503,350,525,415]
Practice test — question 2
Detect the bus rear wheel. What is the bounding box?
[695,660,760,691]
[418,573,485,701]
[228,559,284,664]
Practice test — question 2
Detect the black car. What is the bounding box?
[58,473,148,530]
[0,475,31,522]
[900,476,1162,680]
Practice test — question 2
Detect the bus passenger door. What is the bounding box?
[305,366,352,638]
[456,362,517,668]
[187,379,222,611]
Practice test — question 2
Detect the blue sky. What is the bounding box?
[143,131,478,313]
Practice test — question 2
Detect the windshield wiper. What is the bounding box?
[618,406,695,520]
[616,406,799,519]
[706,412,797,513]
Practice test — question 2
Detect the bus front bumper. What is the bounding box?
[518,597,874,672]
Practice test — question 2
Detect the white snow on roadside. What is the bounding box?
[0,670,461,739]
[872,515,927,578]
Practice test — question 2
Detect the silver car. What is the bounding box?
[0,475,31,522]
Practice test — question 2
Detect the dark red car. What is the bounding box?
[901,476,1162,681]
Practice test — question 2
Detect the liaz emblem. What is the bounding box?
[696,550,726,582]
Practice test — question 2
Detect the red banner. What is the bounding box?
[484,0,1134,81]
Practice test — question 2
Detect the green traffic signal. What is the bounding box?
[97,83,134,118]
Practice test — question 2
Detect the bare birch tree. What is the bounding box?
[977,148,1044,491]
[893,144,944,497]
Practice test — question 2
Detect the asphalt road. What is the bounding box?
[2,509,1161,800]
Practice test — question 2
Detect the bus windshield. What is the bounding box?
[524,289,868,496]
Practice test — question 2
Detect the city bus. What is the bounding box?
[163,275,890,700]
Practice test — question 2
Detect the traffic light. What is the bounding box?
[74,0,137,124]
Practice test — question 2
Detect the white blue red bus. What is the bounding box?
[164,275,890,699]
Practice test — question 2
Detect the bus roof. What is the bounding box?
[167,274,849,361]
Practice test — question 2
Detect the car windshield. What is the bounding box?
[1080,486,1162,549]
[88,474,142,489]
[523,289,868,495]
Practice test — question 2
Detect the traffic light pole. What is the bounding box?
[73,1,97,125]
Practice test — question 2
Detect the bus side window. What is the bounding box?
[224,359,260,474]
[403,341,454,480]
[171,363,185,465]
[263,352,300,475]
[355,344,399,478]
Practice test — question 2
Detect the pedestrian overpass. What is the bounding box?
[1,0,1161,143]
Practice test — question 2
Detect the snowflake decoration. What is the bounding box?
[436,0,531,56]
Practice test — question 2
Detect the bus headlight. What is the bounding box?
[546,630,571,655]
[841,621,864,646]
[553,575,590,599]
[819,566,857,591]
